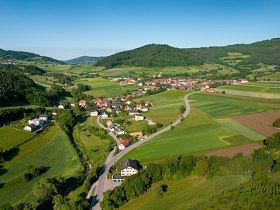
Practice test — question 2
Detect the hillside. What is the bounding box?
[96,44,204,68]
[0,49,64,64]
[96,38,280,68]
[65,56,104,64]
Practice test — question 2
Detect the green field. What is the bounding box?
[190,93,280,117]
[120,175,249,210]
[0,126,34,150]
[77,116,113,164]
[137,90,190,126]
[0,126,83,205]
[122,107,263,163]
[75,77,137,97]
[218,82,280,94]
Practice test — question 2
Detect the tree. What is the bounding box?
[273,118,280,128]
[55,109,76,133]
[195,159,209,176]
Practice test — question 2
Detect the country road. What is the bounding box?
[89,92,197,210]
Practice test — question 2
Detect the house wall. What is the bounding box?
[121,166,138,176]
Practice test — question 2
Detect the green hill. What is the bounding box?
[0,49,64,64]
[65,56,104,64]
[96,38,280,68]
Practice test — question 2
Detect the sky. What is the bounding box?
[0,0,280,60]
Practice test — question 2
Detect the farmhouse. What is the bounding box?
[118,139,131,150]
[79,100,87,107]
[90,110,99,117]
[120,159,139,176]
[39,114,48,121]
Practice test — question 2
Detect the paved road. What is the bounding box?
[89,92,196,210]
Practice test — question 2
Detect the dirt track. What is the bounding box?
[205,143,262,158]
[232,111,280,136]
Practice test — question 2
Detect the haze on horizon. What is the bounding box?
[0,0,279,60]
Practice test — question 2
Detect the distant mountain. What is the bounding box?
[0,49,64,64]
[65,56,105,64]
[96,38,280,68]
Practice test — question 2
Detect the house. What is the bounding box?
[207,88,215,93]
[136,104,143,111]
[128,110,138,116]
[106,120,114,126]
[118,139,131,150]
[70,103,75,107]
[90,110,99,117]
[130,132,143,139]
[79,100,87,107]
[124,105,132,111]
[135,114,145,121]
[144,100,153,107]
[58,104,65,109]
[141,107,148,112]
[28,119,44,126]
[106,107,113,113]
[39,114,48,121]
[101,113,109,119]
[116,129,125,135]
[52,111,57,116]
[115,108,122,114]
[94,98,108,107]
[24,124,37,132]
[112,174,125,182]
[120,159,139,176]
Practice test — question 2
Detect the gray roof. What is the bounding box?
[112,174,124,180]
[120,159,139,170]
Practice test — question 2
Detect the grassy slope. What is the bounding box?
[120,175,249,210]
[137,90,190,126]
[0,126,34,150]
[75,77,137,98]
[0,126,83,205]
[78,116,112,163]
[189,93,280,117]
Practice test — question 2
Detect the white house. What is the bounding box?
[141,107,149,112]
[135,114,145,121]
[58,104,65,109]
[101,113,109,119]
[24,124,37,132]
[90,110,99,117]
[120,159,139,176]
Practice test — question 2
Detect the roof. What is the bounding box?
[120,159,139,170]
[112,174,125,180]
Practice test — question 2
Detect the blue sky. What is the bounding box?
[0,0,279,59]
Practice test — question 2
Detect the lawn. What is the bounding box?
[120,175,249,210]
[75,77,137,97]
[0,126,34,150]
[190,93,280,117]
[137,90,190,126]
[0,126,83,205]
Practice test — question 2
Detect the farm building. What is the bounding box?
[120,159,139,176]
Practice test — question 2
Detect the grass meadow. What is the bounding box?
[0,126,82,205]
[0,126,34,150]
[120,175,249,210]
[189,93,280,117]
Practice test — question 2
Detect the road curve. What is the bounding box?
[89,91,197,210]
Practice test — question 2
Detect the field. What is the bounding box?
[189,93,280,117]
[0,126,83,205]
[75,77,137,98]
[232,111,280,136]
[120,175,249,210]
[122,108,262,163]
[136,90,190,126]
[77,116,113,164]
[0,126,34,150]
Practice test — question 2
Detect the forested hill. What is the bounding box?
[65,56,104,64]
[0,49,64,64]
[96,38,280,68]
[96,44,204,68]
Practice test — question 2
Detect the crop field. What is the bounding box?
[75,77,137,97]
[0,126,82,205]
[0,126,34,150]
[120,175,249,210]
[217,82,280,94]
[189,93,280,117]
[122,110,234,162]
[137,90,190,126]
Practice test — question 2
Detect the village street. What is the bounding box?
[89,92,197,210]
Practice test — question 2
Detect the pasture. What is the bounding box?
[120,175,249,210]
[77,116,113,164]
[75,77,137,97]
[0,126,34,150]
[137,90,190,126]
[189,93,280,117]
[0,126,82,205]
